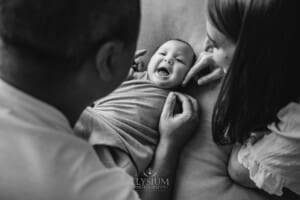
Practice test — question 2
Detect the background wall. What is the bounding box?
[137,0,207,63]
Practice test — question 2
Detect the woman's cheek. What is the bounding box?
[213,49,231,69]
[212,51,224,68]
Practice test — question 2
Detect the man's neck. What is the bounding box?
[0,52,88,127]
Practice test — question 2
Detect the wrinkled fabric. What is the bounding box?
[0,79,140,200]
[76,72,169,176]
[238,102,300,196]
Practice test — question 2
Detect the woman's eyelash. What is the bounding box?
[205,39,218,52]
[209,39,218,48]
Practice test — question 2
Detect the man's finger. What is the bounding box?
[134,49,147,58]
[161,92,176,118]
[137,62,145,71]
[197,67,225,86]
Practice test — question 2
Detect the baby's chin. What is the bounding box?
[148,73,183,89]
[151,79,182,90]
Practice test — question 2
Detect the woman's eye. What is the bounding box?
[205,45,214,52]
[204,38,218,52]
[159,52,166,56]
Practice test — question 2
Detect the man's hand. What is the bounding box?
[132,49,147,72]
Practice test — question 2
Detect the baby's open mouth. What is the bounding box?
[157,67,170,77]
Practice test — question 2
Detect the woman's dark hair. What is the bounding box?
[210,0,300,144]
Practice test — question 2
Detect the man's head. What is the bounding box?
[0,0,140,70]
[0,0,140,124]
[147,39,195,89]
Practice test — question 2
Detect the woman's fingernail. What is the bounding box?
[170,92,176,99]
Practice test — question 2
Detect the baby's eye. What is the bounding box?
[176,58,185,64]
[158,52,166,56]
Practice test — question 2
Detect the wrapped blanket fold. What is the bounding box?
[75,74,169,176]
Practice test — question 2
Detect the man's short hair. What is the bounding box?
[0,0,140,70]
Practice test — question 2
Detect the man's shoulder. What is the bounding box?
[0,108,139,200]
[0,126,138,200]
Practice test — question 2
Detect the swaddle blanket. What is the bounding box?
[76,72,169,176]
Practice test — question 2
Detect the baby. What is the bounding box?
[75,39,196,176]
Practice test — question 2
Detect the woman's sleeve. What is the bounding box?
[237,102,300,196]
[237,137,286,196]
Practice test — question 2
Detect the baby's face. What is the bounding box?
[147,40,194,89]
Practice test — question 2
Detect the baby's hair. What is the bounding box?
[154,38,196,66]
[170,38,196,66]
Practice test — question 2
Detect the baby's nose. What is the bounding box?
[164,58,174,65]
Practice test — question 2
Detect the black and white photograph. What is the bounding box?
[0,0,299,199]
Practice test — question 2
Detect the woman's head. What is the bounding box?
[208,0,300,144]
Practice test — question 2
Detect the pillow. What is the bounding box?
[137,0,207,63]
[174,83,271,200]
[138,0,273,199]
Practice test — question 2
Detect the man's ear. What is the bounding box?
[95,41,123,82]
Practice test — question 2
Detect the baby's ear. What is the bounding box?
[95,41,123,82]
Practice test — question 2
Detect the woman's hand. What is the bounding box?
[246,131,268,146]
[159,92,199,150]
[141,92,199,200]
[182,51,226,87]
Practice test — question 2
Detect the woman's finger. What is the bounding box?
[187,95,199,114]
[247,132,268,145]
[173,93,193,118]
[197,67,225,86]
[247,134,257,146]
[182,53,213,86]
[182,60,208,86]
[161,92,176,119]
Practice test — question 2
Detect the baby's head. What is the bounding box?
[147,39,196,89]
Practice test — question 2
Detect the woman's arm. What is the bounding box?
[140,92,199,200]
[228,132,268,188]
[228,144,256,188]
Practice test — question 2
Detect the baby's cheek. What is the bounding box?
[179,68,189,80]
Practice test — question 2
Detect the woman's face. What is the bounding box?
[205,21,236,73]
